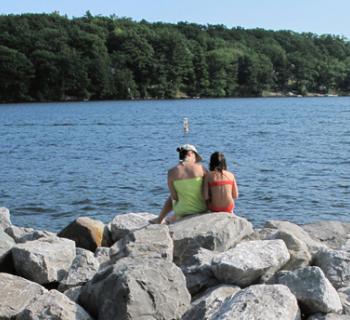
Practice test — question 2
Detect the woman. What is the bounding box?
[152,144,207,224]
[204,152,238,214]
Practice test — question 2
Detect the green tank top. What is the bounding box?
[172,177,207,217]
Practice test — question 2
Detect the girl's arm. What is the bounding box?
[232,174,239,200]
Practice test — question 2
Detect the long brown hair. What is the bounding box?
[209,151,227,172]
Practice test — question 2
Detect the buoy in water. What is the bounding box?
[183,117,189,133]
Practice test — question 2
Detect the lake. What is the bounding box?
[0,97,349,231]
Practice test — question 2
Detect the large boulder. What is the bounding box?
[79,257,191,320]
[17,289,93,320]
[269,229,312,270]
[58,248,100,291]
[307,314,350,320]
[182,248,218,294]
[64,286,83,303]
[265,220,326,256]
[0,273,47,319]
[337,286,350,315]
[0,229,15,271]
[5,225,56,243]
[109,212,156,242]
[313,248,350,289]
[169,214,253,266]
[207,284,301,320]
[182,284,240,320]
[212,240,290,287]
[0,207,11,230]
[109,224,173,263]
[58,216,110,252]
[12,237,76,284]
[302,221,350,250]
[272,266,343,315]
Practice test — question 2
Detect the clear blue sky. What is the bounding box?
[1,0,350,39]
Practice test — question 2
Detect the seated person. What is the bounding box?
[204,151,238,214]
[152,144,207,224]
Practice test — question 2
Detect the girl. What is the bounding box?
[204,152,238,214]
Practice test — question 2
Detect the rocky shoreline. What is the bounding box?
[1,206,350,320]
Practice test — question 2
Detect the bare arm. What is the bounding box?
[203,173,210,202]
[232,174,239,200]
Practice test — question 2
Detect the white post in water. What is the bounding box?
[183,117,189,133]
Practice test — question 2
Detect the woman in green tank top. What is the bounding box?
[151,144,207,224]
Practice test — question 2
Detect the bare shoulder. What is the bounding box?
[224,170,235,180]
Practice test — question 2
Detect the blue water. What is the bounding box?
[0,97,349,231]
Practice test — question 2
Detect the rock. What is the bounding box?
[110,212,155,242]
[313,248,350,289]
[109,224,173,263]
[58,216,110,252]
[169,214,253,266]
[182,248,218,294]
[307,314,350,320]
[272,266,342,315]
[0,229,15,271]
[302,221,350,250]
[340,239,350,251]
[94,246,111,265]
[212,240,290,287]
[207,284,301,320]
[337,286,350,315]
[182,284,240,320]
[58,248,100,291]
[265,220,326,256]
[12,237,76,284]
[79,257,191,320]
[17,289,93,320]
[253,227,278,240]
[0,207,11,230]
[5,225,56,243]
[0,273,47,319]
[269,229,312,270]
[64,286,83,303]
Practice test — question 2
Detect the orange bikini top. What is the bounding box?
[208,180,234,187]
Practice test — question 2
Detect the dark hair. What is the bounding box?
[209,152,227,172]
[176,147,189,160]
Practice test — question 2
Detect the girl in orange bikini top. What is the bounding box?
[204,152,239,213]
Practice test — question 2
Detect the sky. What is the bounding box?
[1,0,350,39]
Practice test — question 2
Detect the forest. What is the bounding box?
[1,12,350,102]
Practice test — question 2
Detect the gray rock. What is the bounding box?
[340,239,350,252]
[269,229,312,270]
[212,240,290,287]
[0,273,47,319]
[12,237,76,284]
[273,266,342,315]
[338,286,350,315]
[0,207,11,230]
[64,286,83,303]
[314,248,350,289]
[207,284,301,320]
[5,225,56,243]
[0,229,15,270]
[253,227,278,240]
[110,212,155,242]
[307,314,350,320]
[265,220,326,256]
[183,284,240,320]
[80,257,191,320]
[58,248,100,291]
[182,248,218,294]
[109,224,173,263]
[94,246,111,265]
[302,221,350,250]
[170,214,253,266]
[17,289,93,320]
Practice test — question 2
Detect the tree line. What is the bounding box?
[1,12,350,102]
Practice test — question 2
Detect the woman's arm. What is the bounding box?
[203,172,211,203]
[232,174,239,200]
